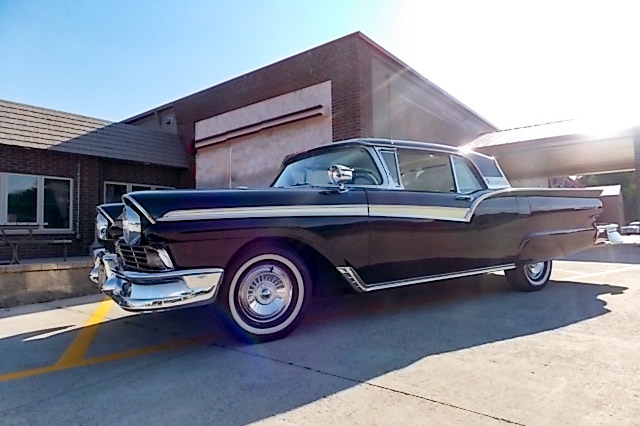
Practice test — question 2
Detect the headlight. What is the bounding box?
[146,248,174,269]
[122,206,142,246]
[96,213,109,240]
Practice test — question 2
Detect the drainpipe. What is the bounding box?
[76,162,81,240]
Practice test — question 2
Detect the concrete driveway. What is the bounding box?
[0,255,639,425]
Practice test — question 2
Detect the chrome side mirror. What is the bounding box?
[328,164,354,192]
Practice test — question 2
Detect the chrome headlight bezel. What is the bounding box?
[122,205,142,246]
[96,213,109,241]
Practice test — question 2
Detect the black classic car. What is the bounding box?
[90,139,605,341]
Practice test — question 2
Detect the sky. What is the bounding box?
[1,0,639,130]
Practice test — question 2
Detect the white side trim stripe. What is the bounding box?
[157,203,472,222]
[369,204,468,222]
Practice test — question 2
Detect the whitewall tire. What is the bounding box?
[505,260,552,292]
[221,245,311,342]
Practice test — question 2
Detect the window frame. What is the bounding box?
[273,146,389,189]
[391,148,487,195]
[450,155,486,195]
[0,172,74,234]
[376,148,403,188]
[103,181,173,203]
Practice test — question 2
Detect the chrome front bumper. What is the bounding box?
[90,248,224,312]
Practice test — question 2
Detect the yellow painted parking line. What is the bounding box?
[55,298,114,366]
[0,296,215,383]
[0,336,210,382]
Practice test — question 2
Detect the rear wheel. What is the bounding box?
[505,260,552,292]
[220,244,312,342]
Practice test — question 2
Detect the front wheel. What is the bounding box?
[505,260,552,292]
[220,244,312,342]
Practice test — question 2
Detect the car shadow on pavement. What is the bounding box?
[0,274,627,425]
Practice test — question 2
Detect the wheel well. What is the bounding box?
[229,237,353,296]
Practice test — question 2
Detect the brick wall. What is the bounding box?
[0,144,188,261]
[168,33,366,165]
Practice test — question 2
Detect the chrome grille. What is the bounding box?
[116,243,170,272]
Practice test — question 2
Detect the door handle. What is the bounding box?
[455,195,473,201]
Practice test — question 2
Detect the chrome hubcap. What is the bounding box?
[237,264,293,323]
[525,262,546,283]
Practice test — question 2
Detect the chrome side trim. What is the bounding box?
[369,204,468,222]
[159,204,471,223]
[122,194,156,225]
[337,264,516,293]
[158,204,369,222]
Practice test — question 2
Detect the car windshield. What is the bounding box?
[273,147,382,187]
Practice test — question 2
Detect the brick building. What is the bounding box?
[11,31,633,262]
[124,32,495,189]
[0,33,496,262]
[0,100,189,261]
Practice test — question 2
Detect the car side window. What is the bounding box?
[273,147,382,187]
[397,149,456,193]
[451,156,484,194]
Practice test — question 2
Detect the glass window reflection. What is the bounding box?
[7,175,38,223]
[44,178,71,228]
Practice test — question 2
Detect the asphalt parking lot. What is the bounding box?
[1,250,639,425]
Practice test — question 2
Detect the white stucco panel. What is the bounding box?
[195,81,332,144]
[195,81,333,189]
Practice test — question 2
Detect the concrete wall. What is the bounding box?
[0,259,97,308]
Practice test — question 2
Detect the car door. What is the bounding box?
[361,148,488,285]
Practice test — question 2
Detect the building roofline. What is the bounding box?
[121,32,363,124]
[121,32,496,130]
[1,98,112,124]
[352,32,496,130]
[1,98,189,168]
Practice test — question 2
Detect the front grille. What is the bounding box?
[116,243,170,272]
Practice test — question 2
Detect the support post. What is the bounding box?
[634,130,640,220]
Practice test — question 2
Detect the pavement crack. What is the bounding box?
[212,342,526,425]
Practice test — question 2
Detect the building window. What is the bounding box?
[44,178,71,228]
[1,173,73,231]
[104,181,172,203]
[7,175,38,223]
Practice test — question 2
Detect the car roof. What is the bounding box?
[282,138,464,164]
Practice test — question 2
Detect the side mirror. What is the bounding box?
[328,164,354,192]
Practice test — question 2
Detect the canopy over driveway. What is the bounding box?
[464,120,639,180]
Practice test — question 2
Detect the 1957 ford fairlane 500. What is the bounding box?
[90,139,605,341]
